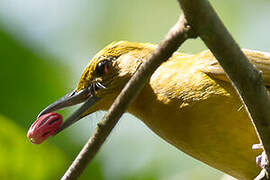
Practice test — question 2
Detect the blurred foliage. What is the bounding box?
[0,28,67,128]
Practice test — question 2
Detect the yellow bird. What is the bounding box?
[38,41,270,180]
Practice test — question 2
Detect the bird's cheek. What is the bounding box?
[94,88,113,98]
[94,90,104,98]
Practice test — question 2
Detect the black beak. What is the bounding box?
[38,88,99,135]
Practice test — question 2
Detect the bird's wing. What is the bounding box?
[201,49,270,86]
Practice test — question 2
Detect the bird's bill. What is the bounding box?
[37,88,99,135]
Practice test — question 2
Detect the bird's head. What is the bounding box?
[38,41,155,133]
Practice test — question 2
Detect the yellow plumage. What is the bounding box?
[75,41,270,179]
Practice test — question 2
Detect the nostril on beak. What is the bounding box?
[68,90,76,97]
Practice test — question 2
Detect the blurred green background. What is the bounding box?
[0,0,269,179]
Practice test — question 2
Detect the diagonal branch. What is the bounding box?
[178,0,270,179]
[60,15,197,180]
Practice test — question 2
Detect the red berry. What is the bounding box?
[27,112,63,144]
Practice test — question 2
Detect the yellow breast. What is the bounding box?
[129,52,260,180]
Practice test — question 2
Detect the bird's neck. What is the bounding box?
[127,83,174,137]
[128,84,157,121]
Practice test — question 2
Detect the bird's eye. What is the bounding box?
[96,60,110,76]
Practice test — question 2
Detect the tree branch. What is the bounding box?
[60,15,197,180]
[178,0,270,179]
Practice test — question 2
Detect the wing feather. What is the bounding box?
[201,49,270,86]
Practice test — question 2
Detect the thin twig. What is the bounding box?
[178,0,270,179]
[60,15,197,180]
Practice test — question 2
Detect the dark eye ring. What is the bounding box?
[96,60,110,76]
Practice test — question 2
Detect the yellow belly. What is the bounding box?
[129,56,261,180]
